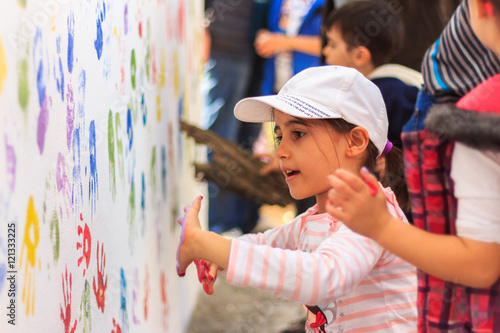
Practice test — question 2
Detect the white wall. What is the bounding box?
[0,0,205,331]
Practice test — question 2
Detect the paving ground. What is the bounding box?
[186,204,307,333]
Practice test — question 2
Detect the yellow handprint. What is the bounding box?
[20,196,41,316]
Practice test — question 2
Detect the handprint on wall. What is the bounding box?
[120,268,130,332]
[77,218,91,276]
[160,271,169,330]
[132,268,140,324]
[143,265,149,321]
[80,280,92,333]
[20,196,41,316]
[93,241,107,312]
[112,318,122,333]
[60,265,78,333]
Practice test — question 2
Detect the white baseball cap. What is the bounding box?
[234,66,389,155]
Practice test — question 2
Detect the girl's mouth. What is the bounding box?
[284,170,300,181]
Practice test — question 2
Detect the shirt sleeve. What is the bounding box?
[451,143,500,243]
[227,223,384,306]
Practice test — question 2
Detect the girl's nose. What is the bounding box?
[275,139,290,160]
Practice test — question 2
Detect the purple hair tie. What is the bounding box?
[382,140,393,155]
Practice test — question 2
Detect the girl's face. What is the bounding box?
[273,110,350,211]
[322,25,356,67]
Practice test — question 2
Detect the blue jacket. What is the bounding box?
[261,0,325,95]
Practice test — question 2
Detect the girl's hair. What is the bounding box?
[326,118,410,211]
[323,0,404,68]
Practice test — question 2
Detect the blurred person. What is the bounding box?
[203,0,269,234]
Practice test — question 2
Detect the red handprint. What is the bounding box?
[60,266,78,333]
[77,220,91,276]
[93,241,107,312]
[111,318,121,333]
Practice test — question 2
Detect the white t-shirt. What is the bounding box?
[451,142,500,244]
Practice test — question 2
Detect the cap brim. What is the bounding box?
[234,95,341,123]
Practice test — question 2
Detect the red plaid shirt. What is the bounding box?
[402,102,500,332]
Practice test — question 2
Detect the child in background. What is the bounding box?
[322,0,420,151]
[326,0,500,330]
[177,66,417,333]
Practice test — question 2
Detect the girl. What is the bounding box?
[326,0,500,330]
[177,66,417,332]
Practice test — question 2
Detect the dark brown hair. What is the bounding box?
[326,118,410,211]
[323,0,404,68]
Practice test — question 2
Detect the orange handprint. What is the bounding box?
[20,196,41,316]
[93,241,107,312]
[160,271,169,330]
[60,265,78,333]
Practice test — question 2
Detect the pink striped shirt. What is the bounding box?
[227,187,417,332]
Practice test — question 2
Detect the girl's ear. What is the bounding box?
[346,126,370,157]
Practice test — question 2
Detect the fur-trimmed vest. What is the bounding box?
[402,73,500,332]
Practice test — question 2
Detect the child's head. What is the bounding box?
[322,0,404,72]
[470,0,500,56]
[234,66,407,204]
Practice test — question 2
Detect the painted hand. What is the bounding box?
[325,168,392,239]
[176,195,203,277]
[195,260,222,295]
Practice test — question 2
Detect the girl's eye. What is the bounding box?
[292,131,305,139]
[274,136,282,145]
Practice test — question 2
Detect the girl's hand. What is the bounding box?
[325,168,392,241]
[195,260,224,295]
[176,196,204,277]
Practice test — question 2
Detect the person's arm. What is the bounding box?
[226,223,384,305]
[325,168,500,288]
[254,29,322,58]
[176,198,385,304]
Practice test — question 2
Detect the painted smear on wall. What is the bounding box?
[0,1,204,331]
[0,37,6,94]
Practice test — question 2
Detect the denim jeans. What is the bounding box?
[204,52,262,234]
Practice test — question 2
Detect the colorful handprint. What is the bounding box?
[60,265,78,333]
[143,265,149,321]
[20,196,40,316]
[160,271,169,330]
[77,219,91,276]
[93,241,107,312]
